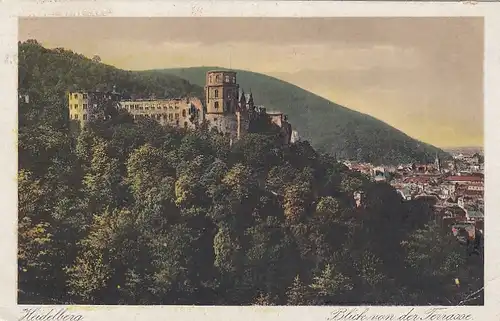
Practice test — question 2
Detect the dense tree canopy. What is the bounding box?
[17,40,482,305]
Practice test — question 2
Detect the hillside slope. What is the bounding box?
[18,40,203,129]
[18,41,449,166]
[160,67,450,165]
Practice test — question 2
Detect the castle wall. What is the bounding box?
[68,91,122,128]
[268,112,284,128]
[67,93,99,127]
[68,91,204,130]
[281,120,293,145]
[205,113,238,138]
[68,70,292,145]
[119,97,204,129]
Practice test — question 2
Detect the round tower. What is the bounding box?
[205,70,239,114]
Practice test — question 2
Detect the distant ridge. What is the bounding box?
[443,147,483,155]
[18,39,450,166]
[152,66,451,165]
[18,40,203,103]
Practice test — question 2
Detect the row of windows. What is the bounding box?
[130,111,185,119]
[71,114,88,120]
[133,114,188,128]
[213,101,233,110]
[71,104,89,109]
[71,94,88,99]
[209,75,236,84]
[212,90,236,99]
[137,113,183,120]
[122,104,183,111]
[70,112,189,124]
[125,109,191,119]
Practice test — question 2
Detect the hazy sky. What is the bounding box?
[19,17,483,148]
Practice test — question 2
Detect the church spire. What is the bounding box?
[239,89,246,104]
[248,91,254,105]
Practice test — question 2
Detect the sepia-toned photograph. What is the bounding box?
[17,16,484,306]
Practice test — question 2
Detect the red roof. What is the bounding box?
[462,190,483,196]
[445,176,483,182]
[404,176,433,183]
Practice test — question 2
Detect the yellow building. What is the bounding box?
[68,91,121,129]
[68,92,89,128]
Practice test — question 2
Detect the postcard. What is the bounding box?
[1,1,500,321]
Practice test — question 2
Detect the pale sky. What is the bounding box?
[19,17,484,148]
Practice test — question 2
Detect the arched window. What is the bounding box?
[182,109,186,117]
[184,121,188,128]
[215,89,219,98]
[214,101,219,110]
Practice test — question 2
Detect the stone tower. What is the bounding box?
[204,70,248,141]
[205,70,239,114]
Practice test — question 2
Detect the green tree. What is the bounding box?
[66,208,137,303]
[340,174,365,194]
[401,222,482,305]
[309,264,353,305]
[316,196,341,217]
[283,182,312,223]
[286,275,309,305]
[65,250,112,303]
[126,143,171,197]
[222,163,258,204]
[266,163,297,196]
[231,133,282,173]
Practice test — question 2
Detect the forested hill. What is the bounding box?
[160,67,450,165]
[18,101,483,306]
[18,41,482,306]
[18,40,203,128]
[18,40,449,165]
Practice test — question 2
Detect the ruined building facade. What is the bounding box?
[68,91,122,129]
[118,97,204,130]
[68,91,204,131]
[68,70,292,143]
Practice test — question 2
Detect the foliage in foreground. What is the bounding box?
[18,114,483,305]
[17,40,482,305]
